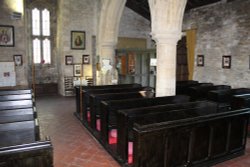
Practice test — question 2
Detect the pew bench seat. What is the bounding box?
[0,108,36,124]
[0,119,40,147]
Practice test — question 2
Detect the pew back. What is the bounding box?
[0,140,53,167]
[89,92,147,129]
[132,108,250,167]
[100,95,190,144]
[75,84,141,117]
[116,101,217,161]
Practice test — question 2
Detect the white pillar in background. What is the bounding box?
[148,0,187,97]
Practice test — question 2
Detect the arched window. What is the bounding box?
[31,7,51,64]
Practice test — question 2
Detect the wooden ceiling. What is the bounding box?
[125,0,222,20]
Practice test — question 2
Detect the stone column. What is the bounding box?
[154,34,180,96]
[148,0,187,97]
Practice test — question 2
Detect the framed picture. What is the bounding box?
[0,25,15,47]
[222,55,231,69]
[197,55,204,66]
[71,31,85,50]
[83,55,90,64]
[65,55,73,65]
[73,64,82,77]
[13,55,22,66]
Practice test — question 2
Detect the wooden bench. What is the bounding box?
[0,100,33,111]
[116,101,217,163]
[231,94,250,110]
[131,108,250,167]
[0,119,40,147]
[188,85,231,100]
[89,91,152,130]
[0,108,36,124]
[0,140,53,167]
[100,95,190,146]
[0,89,32,96]
[0,94,33,101]
[75,84,141,117]
[80,87,148,122]
[0,89,52,167]
[208,88,250,111]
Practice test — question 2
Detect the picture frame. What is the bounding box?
[73,64,82,77]
[71,31,85,50]
[222,55,231,69]
[0,25,15,47]
[197,55,204,67]
[13,55,22,66]
[83,55,90,64]
[65,55,73,65]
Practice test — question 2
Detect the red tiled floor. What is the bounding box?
[36,96,120,167]
[36,96,250,167]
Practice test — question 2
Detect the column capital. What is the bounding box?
[101,41,116,48]
[151,31,182,45]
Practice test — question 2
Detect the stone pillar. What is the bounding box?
[148,0,187,97]
[154,34,180,96]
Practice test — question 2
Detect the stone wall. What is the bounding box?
[183,0,250,88]
[0,0,28,86]
[119,7,153,48]
[57,0,97,95]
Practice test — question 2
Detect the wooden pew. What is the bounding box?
[208,88,250,111]
[0,119,40,147]
[75,84,141,117]
[188,85,231,100]
[176,80,200,95]
[80,87,148,122]
[0,89,32,96]
[0,140,53,167]
[116,101,217,163]
[100,95,190,146]
[0,108,35,124]
[0,100,33,110]
[0,89,52,167]
[131,108,249,167]
[231,94,250,110]
[176,82,213,95]
[89,91,152,131]
[0,94,33,101]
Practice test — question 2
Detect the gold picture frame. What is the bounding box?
[71,31,85,50]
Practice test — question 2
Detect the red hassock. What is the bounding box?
[96,119,101,131]
[128,141,133,164]
[87,111,91,122]
[109,129,117,144]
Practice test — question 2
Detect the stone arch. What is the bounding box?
[97,0,126,62]
[96,0,126,84]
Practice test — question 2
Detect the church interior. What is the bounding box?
[0,0,250,166]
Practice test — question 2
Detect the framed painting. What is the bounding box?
[222,55,231,69]
[82,55,90,64]
[197,55,204,67]
[0,25,15,47]
[71,31,85,50]
[73,64,82,77]
[65,55,73,65]
[13,55,22,66]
